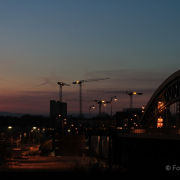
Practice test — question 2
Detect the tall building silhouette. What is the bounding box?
[50,100,67,119]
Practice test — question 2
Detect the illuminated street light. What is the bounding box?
[142,105,145,113]
[109,96,117,124]
[89,105,95,119]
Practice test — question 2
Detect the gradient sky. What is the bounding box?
[0,0,180,116]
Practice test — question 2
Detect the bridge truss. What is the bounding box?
[138,70,180,128]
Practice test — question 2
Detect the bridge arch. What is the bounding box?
[138,70,180,128]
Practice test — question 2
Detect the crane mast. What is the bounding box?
[57,82,70,102]
[72,78,109,118]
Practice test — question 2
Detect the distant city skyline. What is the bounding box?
[0,1,180,115]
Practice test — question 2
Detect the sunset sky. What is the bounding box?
[0,0,180,116]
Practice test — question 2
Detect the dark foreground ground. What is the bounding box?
[0,155,177,179]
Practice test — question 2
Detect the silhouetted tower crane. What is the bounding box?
[127,91,143,109]
[72,78,109,118]
[57,82,70,102]
[88,90,143,109]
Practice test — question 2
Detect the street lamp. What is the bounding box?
[142,105,145,113]
[111,96,117,117]
[89,105,95,129]
[70,124,74,135]
[89,105,95,119]
[109,96,117,125]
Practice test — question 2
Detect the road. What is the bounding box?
[0,154,96,172]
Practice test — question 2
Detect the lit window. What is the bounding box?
[24,133,26,137]
[157,117,163,128]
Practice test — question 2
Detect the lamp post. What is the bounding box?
[89,105,95,119]
[110,96,117,122]
[89,105,95,129]
[70,124,73,135]
[106,96,116,167]
[62,118,66,135]
[104,96,117,126]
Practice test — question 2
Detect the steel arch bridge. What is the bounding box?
[138,70,180,128]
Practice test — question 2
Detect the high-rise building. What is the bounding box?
[50,100,67,118]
